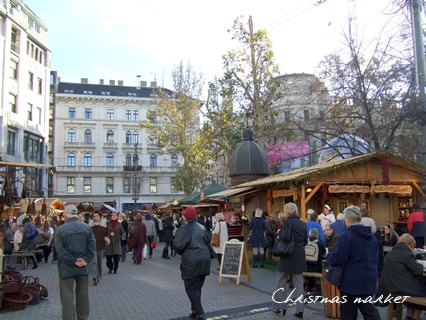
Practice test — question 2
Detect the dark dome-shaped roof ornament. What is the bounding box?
[243,128,254,140]
[229,127,269,186]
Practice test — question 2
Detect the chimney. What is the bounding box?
[109,80,115,85]
[150,81,157,87]
[99,79,104,84]
[118,80,124,86]
[140,81,147,87]
[81,78,88,84]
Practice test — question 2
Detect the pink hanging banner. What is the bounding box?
[265,141,309,169]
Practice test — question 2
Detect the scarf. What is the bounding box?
[110,219,117,230]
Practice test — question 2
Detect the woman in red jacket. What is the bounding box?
[128,215,148,264]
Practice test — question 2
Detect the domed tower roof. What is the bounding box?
[229,128,269,186]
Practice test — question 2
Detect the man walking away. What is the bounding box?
[55,205,96,320]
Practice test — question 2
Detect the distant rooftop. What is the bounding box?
[57,81,174,98]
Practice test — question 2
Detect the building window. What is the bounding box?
[27,103,33,121]
[37,107,42,124]
[28,72,33,90]
[68,107,76,118]
[24,134,42,162]
[150,177,157,193]
[284,111,290,121]
[7,130,16,156]
[84,153,91,167]
[10,60,17,79]
[133,110,138,121]
[67,177,75,193]
[133,154,138,166]
[132,131,138,144]
[11,28,19,53]
[106,153,114,167]
[304,110,309,121]
[67,153,75,166]
[125,154,132,166]
[84,108,92,119]
[171,177,178,193]
[83,177,91,193]
[123,177,130,193]
[106,130,114,143]
[84,129,92,143]
[150,154,157,167]
[38,78,42,94]
[149,136,158,145]
[106,109,114,120]
[106,177,113,193]
[35,24,40,33]
[171,154,178,167]
[68,129,75,143]
[28,18,33,29]
[126,110,131,121]
[9,93,16,113]
[126,131,131,144]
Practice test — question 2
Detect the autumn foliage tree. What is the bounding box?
[140,62,212,195]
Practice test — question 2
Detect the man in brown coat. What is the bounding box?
[89,212,109,285]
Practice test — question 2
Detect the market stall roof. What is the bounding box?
[103,204,117,212]
[0,161,52,168]
[206,187,255,199]
[234,152,423,189]
[179,183,228,204]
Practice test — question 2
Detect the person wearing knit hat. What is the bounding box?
[173,205,212,320]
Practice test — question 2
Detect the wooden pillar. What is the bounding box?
[267,189,272,216]
[301,184,306,221]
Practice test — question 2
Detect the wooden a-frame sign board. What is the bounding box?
[218,239,251,285]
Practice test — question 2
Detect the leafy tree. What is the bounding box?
[140,62,212,195]
[222,16,280,143]
[203,78,245,185]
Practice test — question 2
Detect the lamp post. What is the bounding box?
[133,142,138,213]
[411,0,426,246]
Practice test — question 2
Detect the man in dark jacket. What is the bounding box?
[327,206,380,320]
[324,224,339,252]
[173,206,212,320]
[22,217,40,269]
[407,204,424,248]
[55,205,96,320]
[162,211,174,259]
[89,212,109,285]
[273,203,307,318]
[377,233,426,320]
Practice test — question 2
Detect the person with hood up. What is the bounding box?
[89,212,109,285]
[173,206,213,320]
[326,206,380,320]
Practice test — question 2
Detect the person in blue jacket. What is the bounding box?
[326,206,380,320]
[306,209,325,245]
[249,208,266,268]
[330,213,347,235]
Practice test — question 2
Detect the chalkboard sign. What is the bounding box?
[218,239,251,285]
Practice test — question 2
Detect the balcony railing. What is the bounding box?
[123,165,142,172]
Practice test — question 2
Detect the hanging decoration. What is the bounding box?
[322,184,328,200]
[381,156,390,185]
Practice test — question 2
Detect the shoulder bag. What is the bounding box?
[211,221,221,247]
[271,221,295,257]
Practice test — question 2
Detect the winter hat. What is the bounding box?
[145,213,152,220]
[182,206,197,219]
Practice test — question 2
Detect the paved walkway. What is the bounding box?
[0,243,407,319]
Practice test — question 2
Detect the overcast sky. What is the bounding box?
[25,0,405,95]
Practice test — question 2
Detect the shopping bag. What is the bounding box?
[143,243,148,259]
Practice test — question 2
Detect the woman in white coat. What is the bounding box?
[211,212,228,269]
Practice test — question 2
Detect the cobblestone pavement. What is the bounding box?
[0,243,410,320]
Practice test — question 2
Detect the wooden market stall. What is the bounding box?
[225,152,423,229]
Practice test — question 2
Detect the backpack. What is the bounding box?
[128,223,139,237]
[305,240,319,262]
[24,223,39,241]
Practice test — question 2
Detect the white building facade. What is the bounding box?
[0,1,51,197]
[54,79,184,212]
